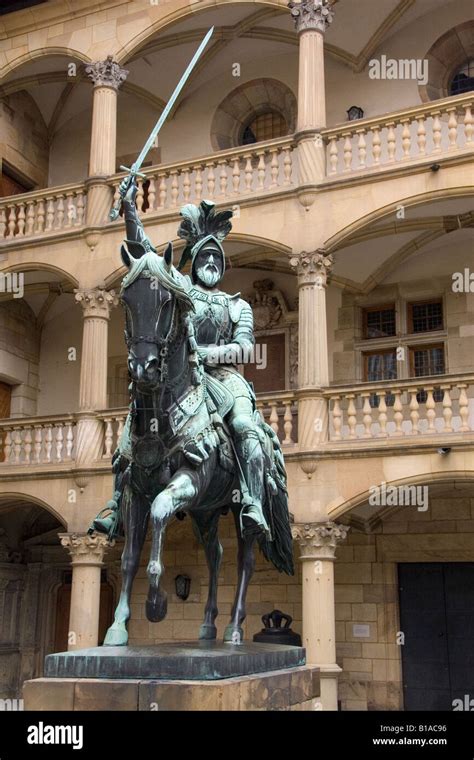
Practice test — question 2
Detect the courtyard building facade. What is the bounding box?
[0,0,473,711]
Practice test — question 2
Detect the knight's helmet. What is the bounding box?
[177,200,233,284]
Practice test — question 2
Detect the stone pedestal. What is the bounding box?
[23,642,320,711]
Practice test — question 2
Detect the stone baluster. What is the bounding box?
[65,421,74,459]
[25,200,35,235]
[206,162,216,198]
[356,128,367,168]
[342,132,352,171]
[3,429,12,462]
[457,383,470,431]
[332,396,342,440]
[447,108,458,149]
[464,103,473,147]
[33,425,43,464]
[346,394,357,439]
[417,115,426,155]
[409,390,420,435]
[432,112,442,153]
[65,192,75,227]
[44,425,53,463]
[0,207,6,238]
[269,148,279,188]
[17,203,25,236]
[283,147,293,184]
[244,154,253,192]
[158,173,167,208]
[441,385,453,432]
[182,170,191,203]
[116,416,125,450]
[147,177,156,211]
[36,200,45,233]
[377,392,388,438]
[55,195,64,229]
[13,428,22,464]
[170,170,179,207]
[269,403,279,436]
[283,401,294,445]
[232,157,241,194]
[372,126,381,165]
[392,389,404,436]
[386,122,396,162]
[55,424,64,462]
[401,119,411,158]
[425,388,436,433]
[257,151,266,190]
[361,392,372,438]
[45,196,55,231]
[103,418,114,458]
[136,179,145,213]
[76,193,85,226]
[194,165,203,201]
[7,205,17,238]
[24,427,32,464]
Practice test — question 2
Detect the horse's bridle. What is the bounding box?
[124,288,178,385]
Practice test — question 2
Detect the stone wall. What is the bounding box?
[335,493,474,710]
[0,91,48,189]
[0,300,40,417]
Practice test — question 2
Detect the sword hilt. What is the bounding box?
[109,165,147,221]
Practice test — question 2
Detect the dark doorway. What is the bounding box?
[399,562,474,710]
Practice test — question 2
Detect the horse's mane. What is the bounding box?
[121,250,194,311]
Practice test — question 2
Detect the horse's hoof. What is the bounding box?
[199,624,217,640]
[146,588,168,622]
[223,625,244,645]
[103,624,128,646]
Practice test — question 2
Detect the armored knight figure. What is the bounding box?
[94,179,270,539]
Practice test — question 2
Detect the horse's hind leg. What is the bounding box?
[104,489,150,646]
[192,510,222,640]
[147,470,199,623]
[224,508,256,644]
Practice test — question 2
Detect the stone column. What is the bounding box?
[74,289,118,465]
[288,0,335,205]
[85,56,128,227]
[290,250,333,447]
[60,533,112,650]
[292,522,348,710]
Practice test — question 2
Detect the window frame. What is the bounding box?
[407,298,444,335]
[362,303,397,340]
[408,342,446,379]
[362,347,398,383]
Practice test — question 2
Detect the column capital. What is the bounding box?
[289,250,334,287]
[292,521,349,560]
[85,56,128,90]
[288,0,335,34]
[75,288,119,319]
[59,533,113,565]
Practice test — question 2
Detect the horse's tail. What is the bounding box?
[257,417,294,575]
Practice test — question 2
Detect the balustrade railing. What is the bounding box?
[325,374,474,442]
[0,184,87,242]
[322,93,474,177]
[110,136,296,215]
[0,415,76,465]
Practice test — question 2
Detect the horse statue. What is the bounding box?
[91,192,294,647]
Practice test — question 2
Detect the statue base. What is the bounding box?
[23,642,321,711]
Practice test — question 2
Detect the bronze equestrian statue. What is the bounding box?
[90,179,293,646]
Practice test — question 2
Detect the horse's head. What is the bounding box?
[120,242,194,391]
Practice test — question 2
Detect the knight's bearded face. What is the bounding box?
[195,247,223,287]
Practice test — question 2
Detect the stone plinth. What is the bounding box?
[44,641,305,680]
[23,642,320,711]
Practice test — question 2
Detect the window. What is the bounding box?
[363,305,396,339]
[0,165,33,197]
[408,300,443,333]
[450,60,474,96]
[410,344,445,403]
[410,344,445,378]
[363,349,396,408]
[241,111,288,145]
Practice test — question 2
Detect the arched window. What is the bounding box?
[449,60,474,96]
[241,111,289,146]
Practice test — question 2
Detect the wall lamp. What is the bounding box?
[175,574,191,600]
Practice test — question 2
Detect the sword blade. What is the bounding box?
[132,25,214,172]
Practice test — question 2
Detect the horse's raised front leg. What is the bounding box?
[146,470,199,623]
[224,508,256,644]
[104,488,150,646]
[192,510,222,640]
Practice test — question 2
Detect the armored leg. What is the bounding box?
[227,397,270,539]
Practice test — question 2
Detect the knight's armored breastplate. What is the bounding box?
[191,289,233,346]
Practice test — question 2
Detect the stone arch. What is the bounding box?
[210,78,297,150]
[419,21,474,102]
[0,47,91,80]
[116,0,287,65]
[329,472,474,522]
[324,187,474,252]
[0,493,66,530]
